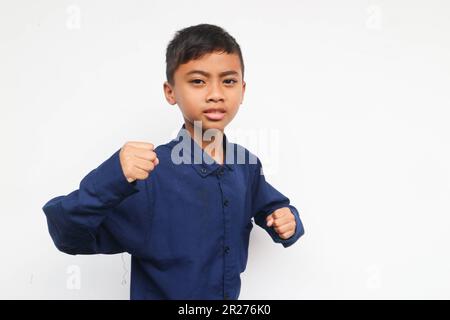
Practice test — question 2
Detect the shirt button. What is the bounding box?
[224,246,230,254]
[223,199,229,207]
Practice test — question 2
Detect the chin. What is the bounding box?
[190,119,223,129]
[202,123,226,133]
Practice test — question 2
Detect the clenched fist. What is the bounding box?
[119,141,159,183]
[266,207,296,240]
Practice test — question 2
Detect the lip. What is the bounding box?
[203,108,226,121]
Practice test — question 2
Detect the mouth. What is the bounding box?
[203,108,226,121]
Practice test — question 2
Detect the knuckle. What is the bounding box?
[123,145,133,156]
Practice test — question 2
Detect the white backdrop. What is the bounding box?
[1,0,450,299]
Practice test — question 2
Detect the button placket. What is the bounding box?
[219,177,232,301]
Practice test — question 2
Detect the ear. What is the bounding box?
[240,80,246,105]
[163,81,177,105]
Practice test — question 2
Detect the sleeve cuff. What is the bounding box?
[93,149,140,206]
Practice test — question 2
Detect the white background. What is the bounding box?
[1,0,450,299]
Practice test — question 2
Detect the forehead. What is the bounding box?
[176,51,242,77]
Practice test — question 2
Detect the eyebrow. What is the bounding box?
[185,70,239,77]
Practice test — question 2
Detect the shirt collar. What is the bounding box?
[168,124,234,178]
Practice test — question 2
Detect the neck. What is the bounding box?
[184,121,224,164]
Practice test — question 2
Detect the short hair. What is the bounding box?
[165,24,245,86]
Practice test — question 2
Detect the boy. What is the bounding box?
[42,24,305,300]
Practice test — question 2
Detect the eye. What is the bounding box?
[224,79,237,85]
[189,79,205,85]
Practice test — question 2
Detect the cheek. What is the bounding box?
[176,88,201,107]
[175,86,189,102]
[228,92,243,110]
[230,88,244,103]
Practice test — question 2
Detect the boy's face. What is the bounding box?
[163,51,246,135]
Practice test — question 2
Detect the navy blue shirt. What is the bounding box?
[42,124,304,300]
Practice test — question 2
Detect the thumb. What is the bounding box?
[266,214,274,227]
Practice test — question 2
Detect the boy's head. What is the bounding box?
[163,24,246,134]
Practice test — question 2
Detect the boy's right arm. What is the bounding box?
[42,142,158,255]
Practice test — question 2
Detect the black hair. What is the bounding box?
[165,24,245,86]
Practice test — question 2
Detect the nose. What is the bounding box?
[206,81,225,103]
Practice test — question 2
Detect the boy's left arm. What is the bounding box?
[251,157,305,248]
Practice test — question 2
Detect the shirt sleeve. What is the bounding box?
[42,149,150,256]
[251,157,305,248]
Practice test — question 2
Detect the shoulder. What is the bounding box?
[153,140,174,157]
